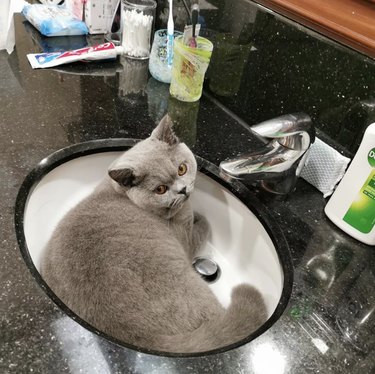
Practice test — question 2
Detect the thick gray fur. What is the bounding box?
[41,115,267,353]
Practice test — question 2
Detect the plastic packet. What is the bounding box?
[22,4,88,37]
[300,137,351,197]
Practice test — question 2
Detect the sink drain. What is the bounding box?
[192,257,221,283]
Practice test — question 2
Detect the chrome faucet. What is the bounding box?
[219,113,315,194]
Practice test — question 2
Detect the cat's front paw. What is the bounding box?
[193,212,209,230]
[191,212,211,256]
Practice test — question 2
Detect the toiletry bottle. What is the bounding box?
[325,122,375,245]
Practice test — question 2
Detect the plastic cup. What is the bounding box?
[170,35,213,102]
[149,29,183,84]
[121,0,157,59]
[104,0,122,45]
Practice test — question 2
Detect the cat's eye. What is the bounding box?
[155,185,168,194]
[178,163,187,176]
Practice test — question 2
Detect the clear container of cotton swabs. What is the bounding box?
[121,0,157,59]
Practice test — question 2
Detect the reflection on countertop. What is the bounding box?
[0,10,374,374]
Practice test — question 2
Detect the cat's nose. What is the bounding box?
[178,186,187,195]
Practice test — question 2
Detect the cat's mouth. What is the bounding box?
[169,194,190,210]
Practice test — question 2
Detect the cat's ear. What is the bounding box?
[108,167,139,187]
[151,114,179,146]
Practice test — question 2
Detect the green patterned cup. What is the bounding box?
[170,36,213,102]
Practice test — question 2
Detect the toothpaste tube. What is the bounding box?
[27,42,124,69]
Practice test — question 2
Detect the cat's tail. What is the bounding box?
[153,284,267,353]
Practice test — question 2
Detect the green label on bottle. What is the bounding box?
[368,148,375,167]
[343,169,375,233]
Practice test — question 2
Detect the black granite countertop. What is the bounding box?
[1,6,374,374]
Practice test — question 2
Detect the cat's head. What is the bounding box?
[108,115,197,218]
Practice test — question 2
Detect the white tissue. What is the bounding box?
[300,137,351,197]
[0,0,28,54]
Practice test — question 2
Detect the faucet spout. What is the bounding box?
[219,113,315,194]
[251,113,315,143]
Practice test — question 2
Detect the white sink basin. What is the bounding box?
[16,140,292,356]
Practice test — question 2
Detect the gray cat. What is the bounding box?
[41,116,267,353]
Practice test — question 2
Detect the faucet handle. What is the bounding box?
[219,113,315,194]
[251,113,315,149]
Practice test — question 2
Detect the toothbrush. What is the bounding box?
[188,3,199,48]
[167,0,174,66]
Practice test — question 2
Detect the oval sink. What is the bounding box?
[15,139,293,356]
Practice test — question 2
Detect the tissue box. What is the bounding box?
[84,0,118,34]
[65,0,118,34]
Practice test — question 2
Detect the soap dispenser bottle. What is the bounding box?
[325,123,375,245]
